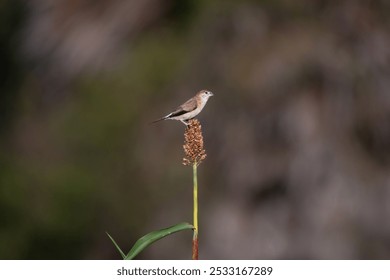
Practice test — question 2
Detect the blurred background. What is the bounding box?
[1,0,390,259]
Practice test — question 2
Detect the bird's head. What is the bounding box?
[198,90,214,102]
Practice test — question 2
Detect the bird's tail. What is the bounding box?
[150,116,167,124]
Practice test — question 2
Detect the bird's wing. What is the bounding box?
[167,97,198,118]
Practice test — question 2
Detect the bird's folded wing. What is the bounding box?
[168,98,198,118]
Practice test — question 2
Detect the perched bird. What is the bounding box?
[152,90,214,125]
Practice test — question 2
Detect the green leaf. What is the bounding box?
[125,222,194,260]
[106,232,126,259]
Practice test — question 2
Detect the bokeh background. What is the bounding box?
[1,0,390,259]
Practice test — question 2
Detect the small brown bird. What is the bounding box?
[153,90,214,125]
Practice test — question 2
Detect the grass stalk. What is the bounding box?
[192,162,199,260]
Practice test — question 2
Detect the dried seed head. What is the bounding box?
[183,119,207,166]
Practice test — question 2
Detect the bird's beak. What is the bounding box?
[209,92,214,96]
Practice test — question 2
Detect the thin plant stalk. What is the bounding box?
[192,162,199,260]
[193,163,198,231]
[192,163,199,260]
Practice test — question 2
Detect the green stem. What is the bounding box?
[193,163,198,233]
[192,163,199,260]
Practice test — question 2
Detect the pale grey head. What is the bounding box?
[197,90,214,102]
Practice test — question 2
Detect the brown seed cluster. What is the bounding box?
[183,119,207,166]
